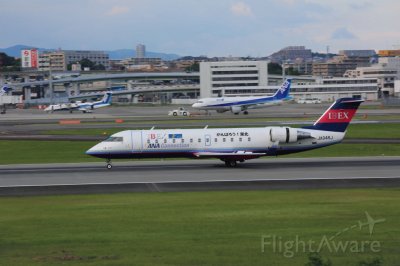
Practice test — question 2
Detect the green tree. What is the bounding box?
[79,58,96,69]
[0,52,21,71]
[287,67,301,76]
[268,62,282,75]
[185,62,199,72]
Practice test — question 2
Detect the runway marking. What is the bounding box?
[0,176,399,188]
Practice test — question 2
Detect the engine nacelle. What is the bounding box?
[270,127,299,143]
[230,105,242,114]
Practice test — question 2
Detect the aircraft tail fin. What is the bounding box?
[101,92,112,104]
[305,97,364,132]
[0,85,12,96]
[273,79,291,99]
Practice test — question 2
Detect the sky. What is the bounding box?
[0,0,399,57]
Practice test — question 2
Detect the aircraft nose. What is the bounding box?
[192,103,200,108]
[86,144,101,156]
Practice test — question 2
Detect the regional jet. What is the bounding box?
[191,79,292,115]
[45,91,112,113]
[86,97,363,169]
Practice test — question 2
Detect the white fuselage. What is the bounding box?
[86,127,345,159]
[192,97,286,112]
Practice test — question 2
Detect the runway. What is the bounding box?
[1,157,400,196]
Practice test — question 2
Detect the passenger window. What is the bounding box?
[190,139,193,143]
[173,139,176,143]
[147,139,150,144]
[164,139,167,144]
[248,137,251,141]
[223,138,226,142]
[198,138,201,143]
[214,138,217,142]
[181,139,184,143]
[230,138,234,142]
[239,137,242,142]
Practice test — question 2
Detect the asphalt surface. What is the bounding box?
[0,157,399,196]
[1,102,400,135]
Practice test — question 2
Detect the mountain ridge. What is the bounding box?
[0,45,181,60]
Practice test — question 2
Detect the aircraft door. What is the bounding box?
[205,134,211,146]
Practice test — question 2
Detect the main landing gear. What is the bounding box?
[224,160,238,167]
[106,159,112,169]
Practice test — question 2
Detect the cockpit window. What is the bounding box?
[104,136,123,142]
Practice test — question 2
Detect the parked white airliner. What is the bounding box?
[45,92,112,113]
[86,97,363,169]
[192,79,292,114]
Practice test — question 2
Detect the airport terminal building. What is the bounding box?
[200,60,378,101]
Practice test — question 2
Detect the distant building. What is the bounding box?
[312,62,357,78]
[344,57,400,96]
[136,44,146,58]
[312,51,372,78]
[38,50,109,71]
[38,51,66,72]
[63,50,109,68]
[338,50,376,57]
[285,59,313,75]
[269,46,312,63]
[218,75,378,101]
[378,49,400,57]
[200,60,268,98]
[21,49,39,69]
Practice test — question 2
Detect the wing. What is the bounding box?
[193,151,265,160]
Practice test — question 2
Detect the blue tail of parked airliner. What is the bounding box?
[273,79,291,100]
[100,92,112,104]
[0,85,12,96]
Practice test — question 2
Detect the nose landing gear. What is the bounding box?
[106,159,112,169]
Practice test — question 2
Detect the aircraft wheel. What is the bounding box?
[243,111,249,115]
[106,163,112,169]
[224,161,238,167]
[173,112,178,116]
[183,112,187,116]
